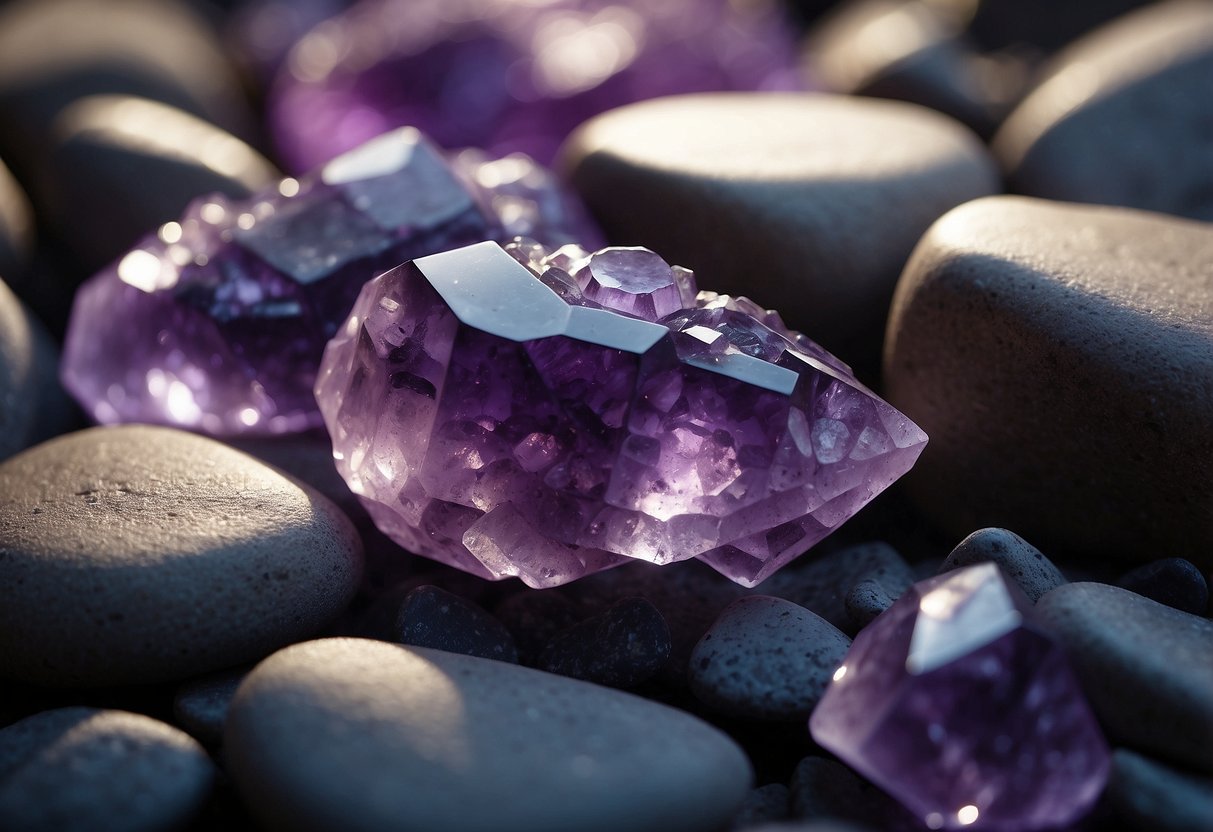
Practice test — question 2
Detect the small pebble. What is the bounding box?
[173,667,249,747]
[224,638,752,832]
[939,527,1066,602]
[391,584,518,663]
[0,707,214,832]
[1035,582,1213,771]
[788,756,896,827]
[0,425,363,686]
[493,589,584,666]
[731,783,791,829]
[1117,558,1209,616]
[539,597,671,689]
[1105,748,1213,832]
[689,596,850,721]
[842,578,895,630]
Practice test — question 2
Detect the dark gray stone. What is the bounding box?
[754,542,913,635]
[1118,558,1209,616]
[224,638,752,832]
[1105,748,1213,832]
[1035,582,1213,771]
[0,425,363,687]
[939,528,1066,602]
[842,578,895,631]
[731,783,790,830]
[561,92,998,377]
[995,1,1213,221]
[885,196,1213,570]
[689,596,850,721]
[788,756,896,827]
[173,667,248,747]
[967,0,1152,53]
[0,707,214,832]
[539,597,671,689]
[37,94,277,271]
[493,588,583,666]
[391,584,518,663]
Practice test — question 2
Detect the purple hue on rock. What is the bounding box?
[809,563,1109,831]
[315,239,926,588]
[268,0,803,172]
[61,127,598,436]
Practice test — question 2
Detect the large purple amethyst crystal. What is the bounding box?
[810,563,1110,831]
[315,240,927,587]
[268,0,803,172]
[61,127,598,436]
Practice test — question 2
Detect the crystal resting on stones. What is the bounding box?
[60,127,600,436]
[315,240,928,588]
[809,563,1110,831]
[268,0,803,172]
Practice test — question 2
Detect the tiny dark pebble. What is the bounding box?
[1117,558,1209,617]
[390,584,518,663]
[539,597,671,689]
[493,589,583,666]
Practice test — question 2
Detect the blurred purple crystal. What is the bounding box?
[61,127,598,436]
[268,0,804,172]
[810,564,1110,831]
[315,240,927,587]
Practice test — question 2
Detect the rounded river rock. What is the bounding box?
[224,638,752,832]
[0,425,363,687]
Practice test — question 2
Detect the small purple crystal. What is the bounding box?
[269,0,804,172]
[315,240,927,587]
[809,564,1110,831]
[61,127,598,436]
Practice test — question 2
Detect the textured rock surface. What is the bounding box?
[318,240,926,587]
[1035,582,1213,772]
[225,638,752,832]
[538,597,670,689]
[810,564,1110,830]
[62,126,597,437]
[0,426,363,686]
[885,196,1213,569]
[1117,558,1209,616]
[689,596,850,721]
[939,528,1066,603]
[561,92,998,375]
[268,0,802,171]
[994,1,1213,220]
[0,707,214,832]
[391,584,518,663]
[1105,748,1213,832]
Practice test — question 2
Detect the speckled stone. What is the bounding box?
[0,425,363,687]
[939,528,1066,602]
[1118,558,1209,616]
[994,1,1213,220]
[561,92,998,375]
[539,598,671,690]
[173,667,248,747]
[1105,748,1213,832]
[0,707,214,832]
[885,196,1213,570]
[224,638,753,832]
[842,578,896,631]
[1035,582,1213,771]
[689,596,850,721]
[391,585,518,663]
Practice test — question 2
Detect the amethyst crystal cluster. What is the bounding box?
[269,0,803,171]
[315,240,928,587]
[810,564,1110,831]
[61,127,597,435]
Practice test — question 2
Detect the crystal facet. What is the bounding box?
[809,564,1110,831]
[268,0,803,172]
[61,127,599,436]
[315,240,928,588]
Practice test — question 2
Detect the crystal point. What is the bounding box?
[810,564,1110,831]
[316,241,928,587]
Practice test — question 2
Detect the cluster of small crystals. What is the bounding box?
[269,0,803,172]
[315,239,928,588]
[61,127,599,436]
[810,564,1110,831]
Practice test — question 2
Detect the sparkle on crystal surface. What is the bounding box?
[315,240,928,587]
[810,564,1110,831]
[61,127,599,436]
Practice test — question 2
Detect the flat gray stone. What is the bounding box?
[561,92,998,375]
[224,638,752,832]
[0,425,363,686]
[0,707,214,832]
[885,196,1213,569]
[995,1,1213,220]
[1035,582,1213,771]
[689,596,851,721]
[939,528,1066,602]
[1105,748,1213,832]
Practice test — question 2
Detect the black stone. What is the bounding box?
[538,597,671,690]
[390,584,519,664]
[1118,558,1209,617]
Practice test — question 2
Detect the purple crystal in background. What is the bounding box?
[810,564,1110,831]
[61,127,598,436]
[269,0,804,172]
[315,240,927,587]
